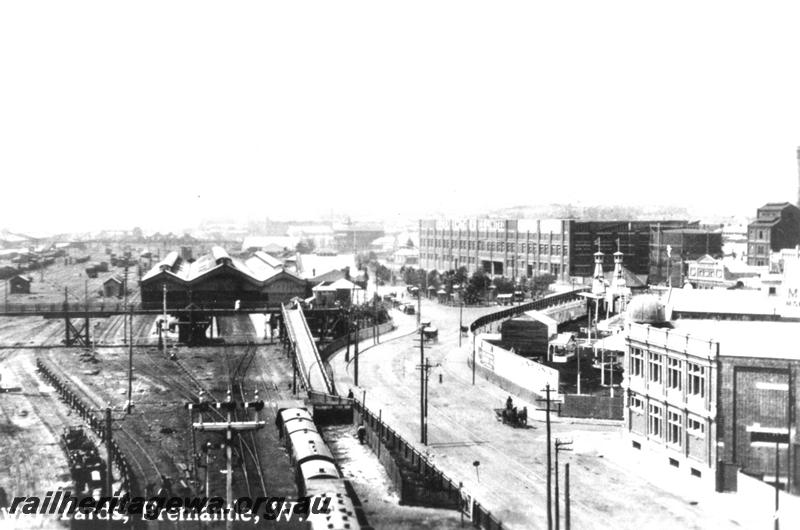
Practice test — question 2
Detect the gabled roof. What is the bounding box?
[103,275,123,285]
[141,248,304,287]
[10,274,30,283]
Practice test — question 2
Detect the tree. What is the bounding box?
[531,273,556,298]
[374,263,392,285]
[454,266,469,287]
[464,270,490,304]
[426,270,440,290]
[493,276,515,294]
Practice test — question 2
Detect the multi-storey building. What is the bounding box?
[649,226,723,285]
[418,218,687,282]
[746,202,800,267]
[624,317,800,494]
[625,322,719,485]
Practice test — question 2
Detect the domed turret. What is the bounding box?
[626,294,666,324]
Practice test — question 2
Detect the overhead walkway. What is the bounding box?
[281,304,334,395]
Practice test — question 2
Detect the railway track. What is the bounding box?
[37,357,167,498]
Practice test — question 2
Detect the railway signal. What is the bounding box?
[189,390,265,530]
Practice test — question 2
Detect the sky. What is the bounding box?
[2,1,800,233]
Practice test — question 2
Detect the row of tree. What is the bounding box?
[399,265,556,304]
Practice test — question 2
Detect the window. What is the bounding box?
[667,358,682,391]
[648,352,662,384]
[629,395,644,411]
[688,363,705,398]
[668,410,682,446]
[648,404,662,437]
[630,348,644,377]
[687,417,705,437]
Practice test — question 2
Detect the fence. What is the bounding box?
[319,321,396,361]
[558,394,623,420]
[36,358,135,498]
[475,335,561,399]
[469,288,589,333]
[353,399,504,529]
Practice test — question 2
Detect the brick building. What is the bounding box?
[649,226,723,286]
[624,318,800,494]
[747,202,800,266]
[418,218,687,282]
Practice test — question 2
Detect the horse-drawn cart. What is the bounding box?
[494,407,528,428]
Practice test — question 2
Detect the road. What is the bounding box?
[329,294,748,530]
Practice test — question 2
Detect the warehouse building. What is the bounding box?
[418,218,687,282]
[139,247,308,309]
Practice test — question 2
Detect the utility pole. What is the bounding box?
[105,406,113,497]
[565,463,571,530]
[127,307,133,414]
[419,324,425,444]
[161,282,167,356]
[123,266,128,345]
[472,332,476,385]
[354,319,360,387]
[458,301,463,347]
[191,391,265,530]
[775,441,780,530]
[417,284,421,327]
[554,439,573,530]
[537,384,554,530]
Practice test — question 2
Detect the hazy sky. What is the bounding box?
[2,1,800,233]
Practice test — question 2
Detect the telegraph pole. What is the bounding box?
[536,384,554,530]
[104,406,113,497]
[458,301,463,347]
[127,306,133,414]
[191,391,265,530]
[419,324,425,444]
[161,283,167,356]
[123,266,128,344]
[554,439,573,530]
[775,441,780,530]
[565,463,571,530]
[354,319,360,387]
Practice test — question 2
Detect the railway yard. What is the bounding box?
[0,251,465,529]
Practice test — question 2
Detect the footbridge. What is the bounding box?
[281,304,335,395]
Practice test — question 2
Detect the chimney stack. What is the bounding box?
[797,146,800,207]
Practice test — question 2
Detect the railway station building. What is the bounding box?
[418,218,688,282]
[139,246,308,310]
